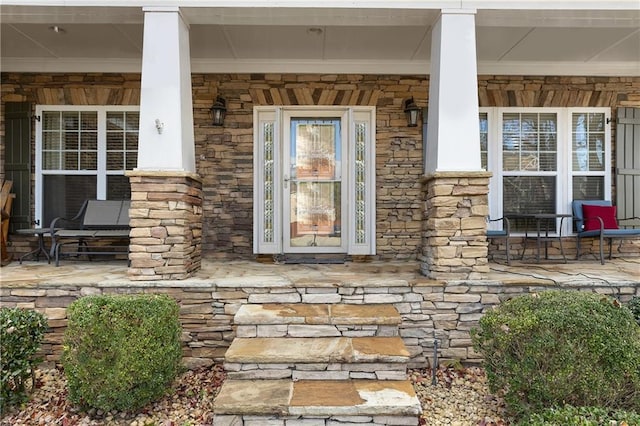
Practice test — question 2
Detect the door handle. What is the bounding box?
[284,174,289,189]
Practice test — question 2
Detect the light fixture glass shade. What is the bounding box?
[403,98,420,127]
[210,97,226,126]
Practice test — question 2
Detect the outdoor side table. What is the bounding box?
[508,214,572,263]
[15,228,55,264]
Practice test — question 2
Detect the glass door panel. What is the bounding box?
[286,118,344,251]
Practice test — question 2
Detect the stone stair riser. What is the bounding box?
[214,414,420,426]
[224,362,408,381]
[224,337,410,364]
[236,324,399,338]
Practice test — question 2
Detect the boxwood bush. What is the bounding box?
[0,307,48,414]
[62,294,182,412]
[628,296,640,326]
[471,290,640,419]
[518,405,640,426]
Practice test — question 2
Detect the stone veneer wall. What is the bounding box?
[127,172,203,280]
[1,282,638,370]
[421,172,491,280]
[1,73,640,261]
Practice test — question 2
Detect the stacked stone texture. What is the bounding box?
[2,280,637,370]
[421,172,492,280]
[127,173,203,280]
[2,73,640,262]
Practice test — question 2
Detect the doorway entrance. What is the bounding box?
[253,106,376,256]
[284,117,344,253]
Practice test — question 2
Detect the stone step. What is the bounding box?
[224,336,410,381]
[213,379,422,425]
[234,303,401,338]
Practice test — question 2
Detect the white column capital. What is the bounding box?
[142,6,180,12]
[439,8,477,15]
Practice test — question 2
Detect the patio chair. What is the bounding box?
[572,200,640,264]
[487,217,511,265]
[49,199,130,266]
[1,180,15,266]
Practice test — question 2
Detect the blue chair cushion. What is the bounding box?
[578,228,640,237]
[486,230,508,237]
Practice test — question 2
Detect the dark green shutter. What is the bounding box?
[4,102,32,232]
[616,107,640,228]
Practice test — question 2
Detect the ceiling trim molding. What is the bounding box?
[2,0,639,9]
[1,58,638,77]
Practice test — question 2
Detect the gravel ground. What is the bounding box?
[410,367,507,426]
[1,365,506,426]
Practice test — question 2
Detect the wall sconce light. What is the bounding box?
[403,97,420,127]
[210,96,226,126]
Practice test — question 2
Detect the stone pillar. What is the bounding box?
[127,8,203,280]
[421,172,491,280]
[420,10,490,279]
[127,171,202,280]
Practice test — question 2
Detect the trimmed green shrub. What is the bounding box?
[518,405,640,426]
[471,290,640,419]
[628,296,640,326]
[62,294,182,412]
[0,307,48,414]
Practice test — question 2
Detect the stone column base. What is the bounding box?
[126,171,203,280]
[420,171,491,280]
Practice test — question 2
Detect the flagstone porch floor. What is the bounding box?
[1,257,638,288]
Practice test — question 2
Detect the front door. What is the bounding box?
[284,118,345,253]
[253,106,376,256]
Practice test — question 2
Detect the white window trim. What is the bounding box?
[483,107,611,236]
[35,105,139,225]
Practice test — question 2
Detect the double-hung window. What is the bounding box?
[482,107,611,235]
[35,106,139,226]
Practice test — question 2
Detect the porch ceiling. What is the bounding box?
[1,4,639,75]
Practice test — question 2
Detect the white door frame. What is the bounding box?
[253,106,376,255]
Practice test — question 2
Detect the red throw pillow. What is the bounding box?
[582,204,618,231]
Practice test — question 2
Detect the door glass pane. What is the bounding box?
[479,113,488,170]
[263,122,275,243]
[289,119,342,248]
[355,122,367,244]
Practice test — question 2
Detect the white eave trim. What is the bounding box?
[2,0,639,9]
[1,57,638,77]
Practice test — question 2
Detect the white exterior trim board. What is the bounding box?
[2,58,638,76]
[2,1,638,10]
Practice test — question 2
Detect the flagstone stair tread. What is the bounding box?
[234,303,401,325]
[225,336,410,363]
[214,301,421,423]
[214,379,422,417]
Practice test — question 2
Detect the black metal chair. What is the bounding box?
[487,216,512,265]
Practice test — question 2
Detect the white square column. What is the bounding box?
[425,9,482,174]
[137,7,195,172]
[129,8,202,280]
[421,10,490,280]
